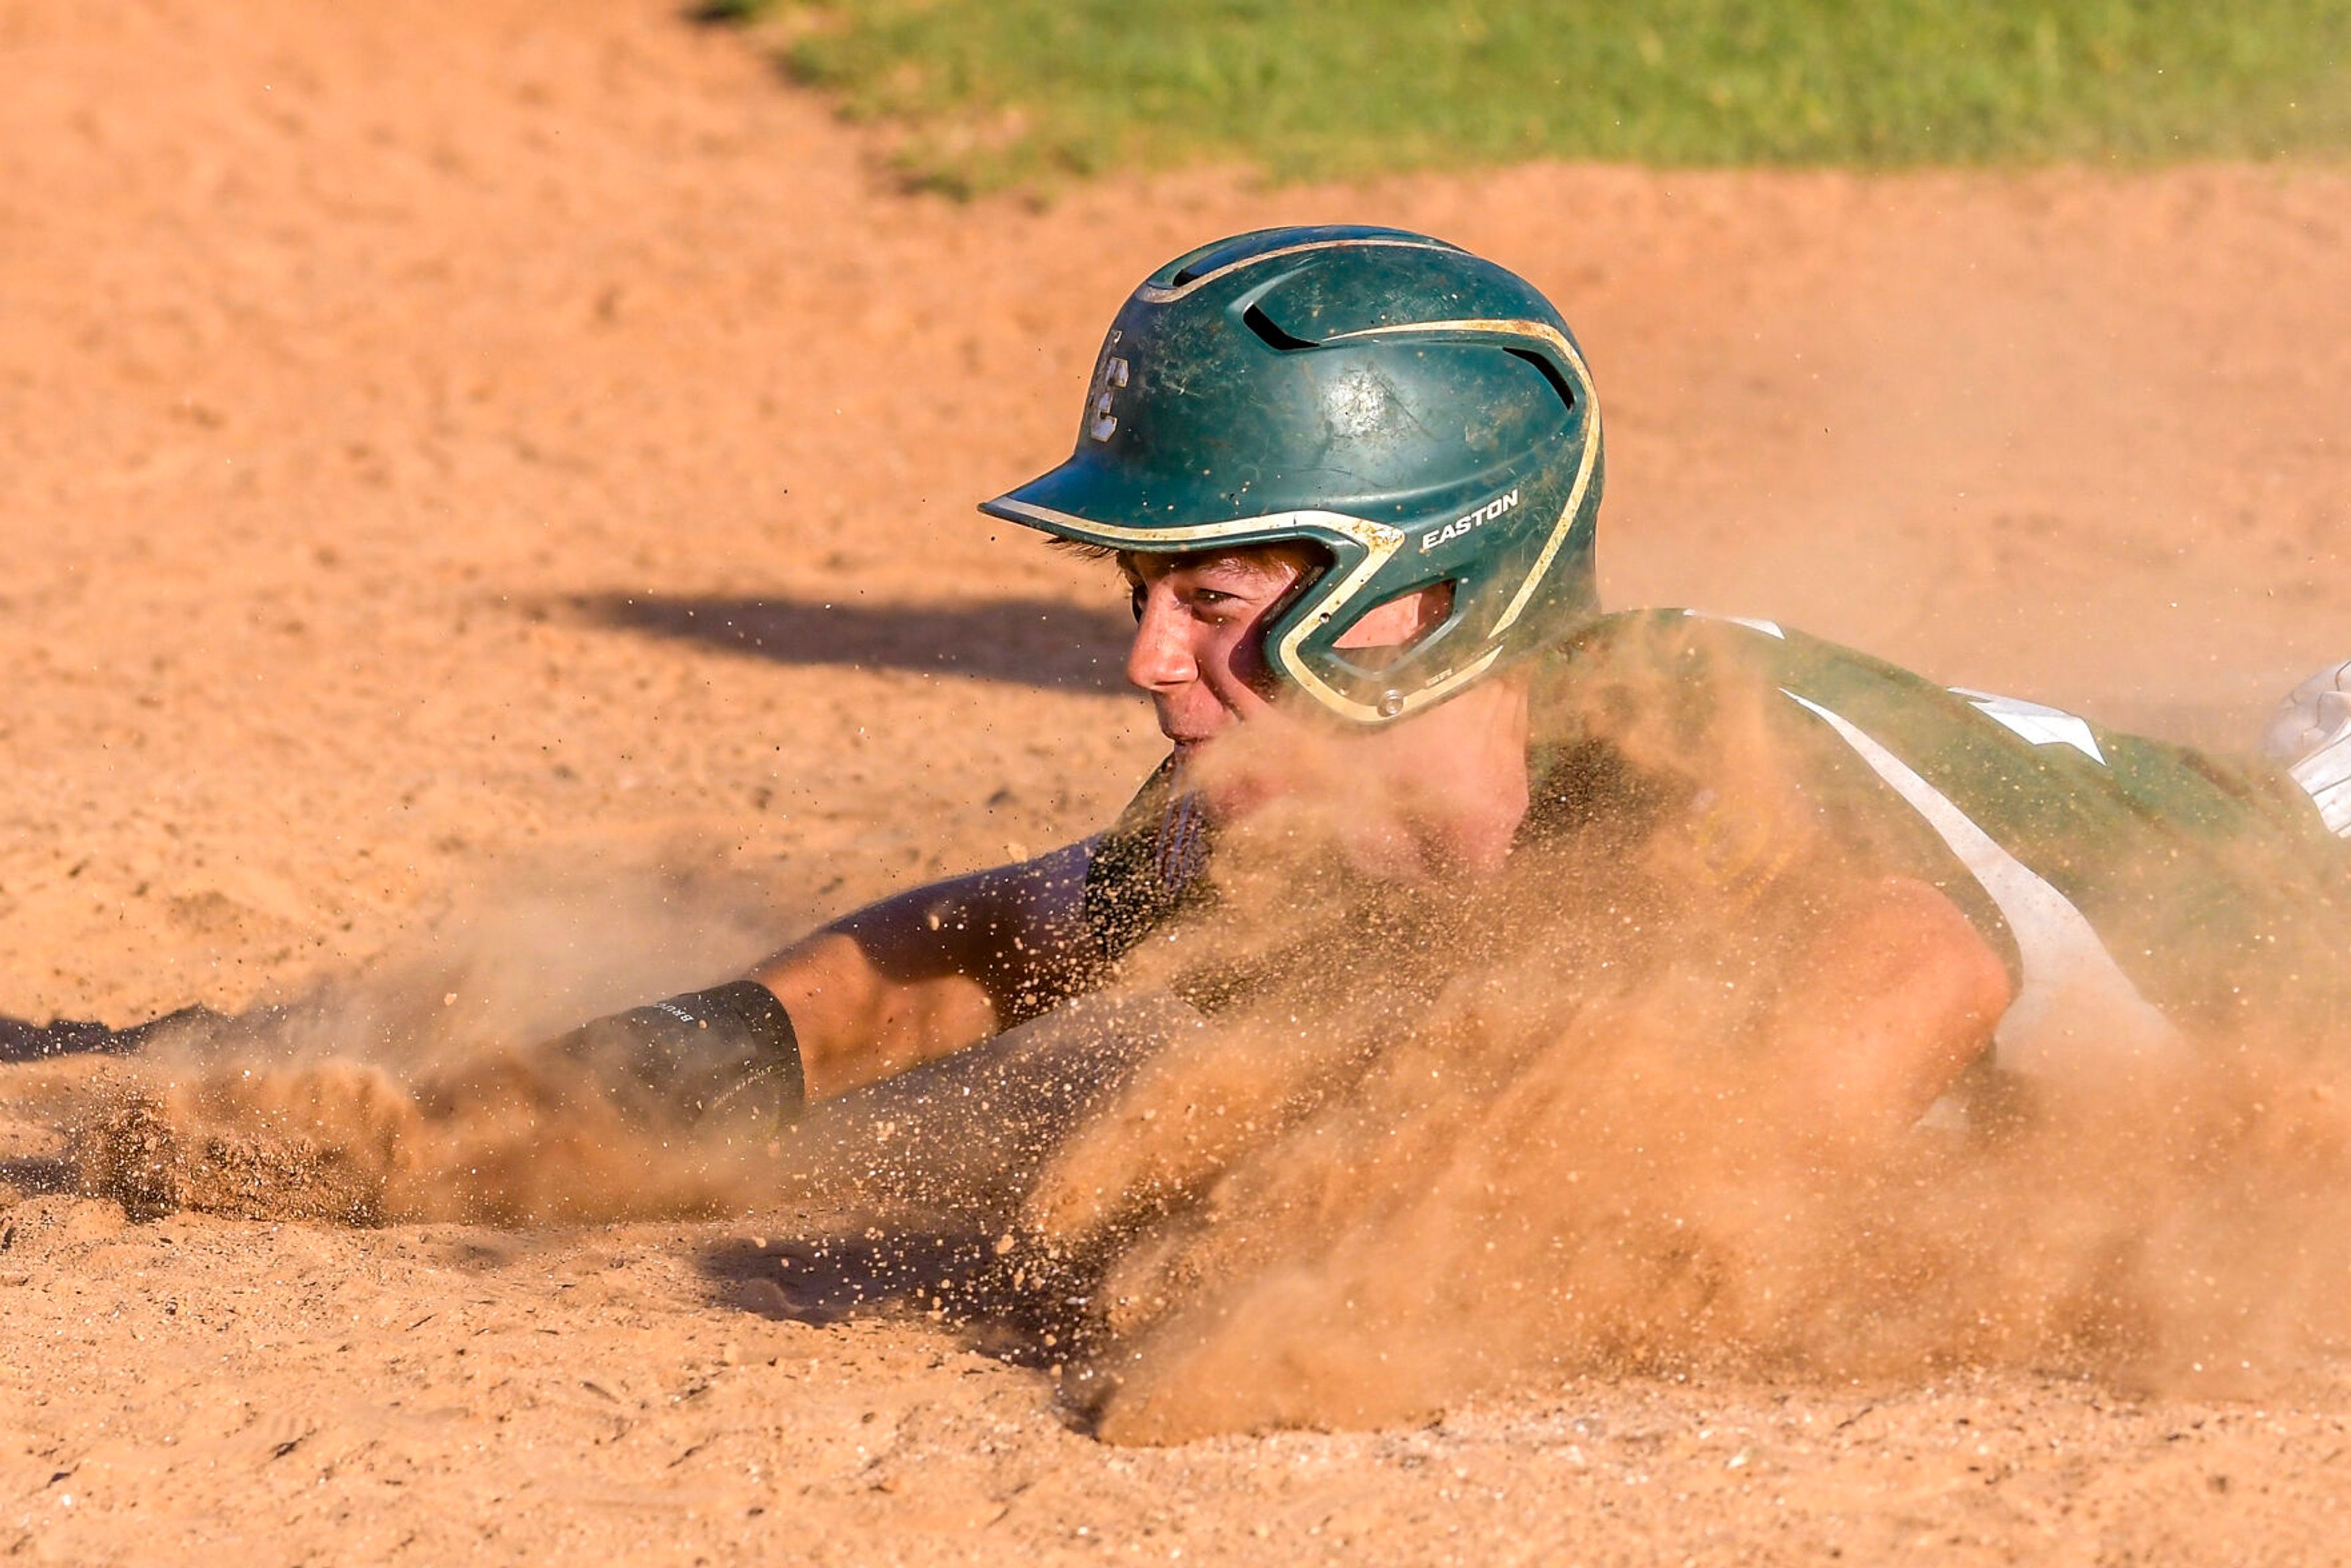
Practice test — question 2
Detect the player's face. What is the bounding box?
[1121,545,1458,821]
[1119,547,1308,762]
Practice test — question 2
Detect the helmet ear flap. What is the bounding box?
[1240,544,1331,699]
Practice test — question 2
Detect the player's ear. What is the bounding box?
[1334,581,1456,664]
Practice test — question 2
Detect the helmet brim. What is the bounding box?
[978,456,1207,554]
[982,460,1393,564]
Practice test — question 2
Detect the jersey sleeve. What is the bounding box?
[1080,756,1217,966]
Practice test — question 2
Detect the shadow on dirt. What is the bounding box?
[569,593,1135,695]
[0,1157,75,1196]
[699,1226,1064,1368]
[0,1016,125,1064]
[0,1015,165,1201]
[0,1006,253,1065]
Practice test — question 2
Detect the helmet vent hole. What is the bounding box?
[1242,303,1319,353]
[1507,348,1578,415]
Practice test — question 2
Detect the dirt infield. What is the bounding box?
[5,0,2351,1560]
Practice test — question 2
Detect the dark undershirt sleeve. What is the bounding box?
[1080,756,1217,966]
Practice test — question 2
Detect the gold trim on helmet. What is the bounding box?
[1133,236,1461,305]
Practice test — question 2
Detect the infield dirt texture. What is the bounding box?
[6,1,2351,1562]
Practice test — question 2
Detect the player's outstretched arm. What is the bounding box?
[748,839,1099,1100]
[544,840,1102,1129]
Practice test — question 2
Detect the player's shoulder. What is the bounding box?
[1550,607,2143,772]
[1561,606,1815,667]
[1551,608,2343,854]
[1559,607,1908,672]
[1540,607,1935,724]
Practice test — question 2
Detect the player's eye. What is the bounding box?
[1128,582,1147,623]
[1179,588,1224,616]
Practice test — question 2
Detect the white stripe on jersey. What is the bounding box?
[1781,689,2186,1084]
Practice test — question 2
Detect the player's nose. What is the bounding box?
[1124,587,1196,694]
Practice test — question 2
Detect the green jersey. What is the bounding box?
[1083,610,2351,1077]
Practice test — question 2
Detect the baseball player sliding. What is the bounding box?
[38,226,2351,1163]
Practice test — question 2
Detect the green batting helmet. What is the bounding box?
[981,225,1603,726]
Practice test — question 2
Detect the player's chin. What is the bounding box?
[1167,736,1214,784]
[1166,734,1220,787]
[1171,740,1281,824]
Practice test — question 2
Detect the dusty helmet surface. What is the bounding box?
[981,225,1603,725]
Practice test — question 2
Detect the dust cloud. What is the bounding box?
[1038,859,2351,1444]
[64,648,2351,1447]
[1015,632,2351,1443]
[70,863,797,1226]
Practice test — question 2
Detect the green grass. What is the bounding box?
[718,0,2351,193]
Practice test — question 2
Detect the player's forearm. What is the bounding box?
[748,841,1098,1100]
[538,846,1097,1123]
[751,927,999,1098]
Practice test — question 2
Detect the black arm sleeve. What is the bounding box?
[550,980,805,1130]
